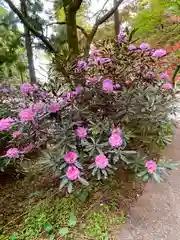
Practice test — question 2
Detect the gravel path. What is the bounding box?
[114,127,180,240]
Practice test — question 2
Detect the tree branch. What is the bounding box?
[46,21,88,38]
[84,0,124,56]
[90,0,124,41]
[4,0,57,54]
[70,0,83,11]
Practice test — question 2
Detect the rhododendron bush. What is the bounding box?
[0,35,178,192]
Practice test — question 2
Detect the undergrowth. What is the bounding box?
[1,170,140,240]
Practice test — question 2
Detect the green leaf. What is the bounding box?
[58,227,69,236]
[10,234,17,240]
[68,212,77,227]
[102,169,108,178]
[142,173,149,181]
[88,163,96,169]
[92,167,98,176]
[44,223,53,234]
[50,234,55,240]
[29,191,41,197]
[67,182,73,193]
[106,168,114,175]
[120,154,130,164]
[172,65,180,86]
[153,172,162,183]
[59,162,67,170]
[97,169,101,180]
[78,177,89,186]
[137,170,147,177]
[59,178,68,190]
[74,161,83,169]
[0,7,7,16]
[122,150,137,155]
[77,189,89,202]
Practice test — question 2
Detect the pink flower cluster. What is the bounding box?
[152,49,166,58]
[128,45,136,51]
[76,60,88,73]
[66,166,80,180]
[33,102,45,113]
[6,148,20,158]
[76,126,87,139]
[48,103,60,113]
[19,108,35,121]
[22,143,34,154]
[20,83,35,95]
[12,131,21,138]
[118,31,126,43]
[160,73,169,80]
[140,43,150,50]
[145,160,157,174]
[64,152,77,164]
[162,83,173,90]
[109,127,123,148]
[95,155,108,169]
[0,118,14,131]
[103,79,114,93]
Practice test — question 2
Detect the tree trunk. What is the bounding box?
[20,0,36,84]
[113,0,120,40]
[63,0,80,56]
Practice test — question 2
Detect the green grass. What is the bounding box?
[84,211,109,240]
[4,180,128,240]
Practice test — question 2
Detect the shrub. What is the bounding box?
[0,33,177,191]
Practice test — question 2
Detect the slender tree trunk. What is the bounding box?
[20,71,24,83]
[113,0,120,40]
[20,0,36,84]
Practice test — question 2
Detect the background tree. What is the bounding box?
[0,5,27,83]
[20,0,36,84]
[113,0,120,39]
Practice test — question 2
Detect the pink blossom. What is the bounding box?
[20,83,34,94]
[128,45,136,51]
[22,143,34,154]
[152,49,167,58]
[139,43,150,50]
[6,148,20,158]
[145,160,157,174]
[33,102,45,113]
[19,108,35,121]
[76,126,87,139]
[0,118,14,131]
[75,87,83,94]
[103,79,114,93]
[12,131,22,138]
[64,152,78,164]
[160,73,169,79]
[49,103,60,112]
[33,84,39,91]
[95,155,108,169]
[99,58,112,64]
[109,133,123,148]
[112,127,121,135]
[66,166,80,180]
[162,83,173,90]
[76,60,88,73]
[118,31,126,43]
